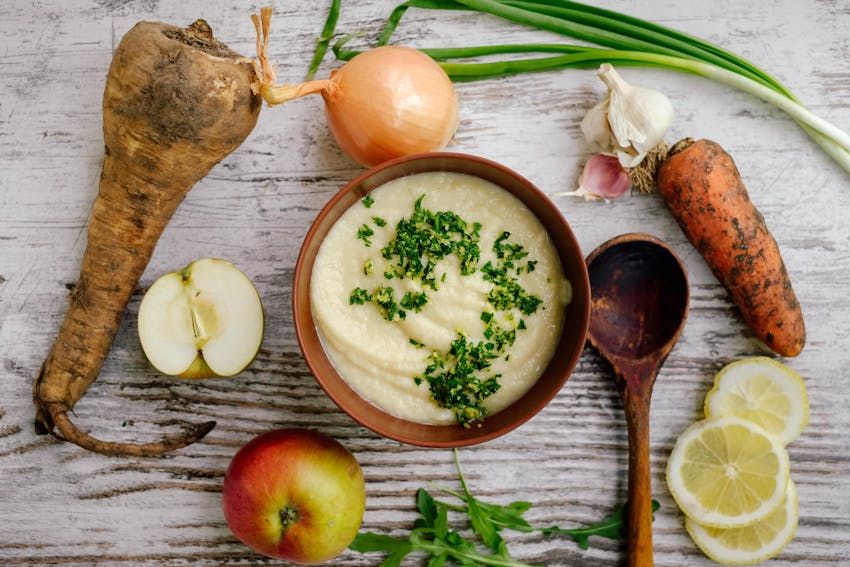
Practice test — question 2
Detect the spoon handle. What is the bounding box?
[624,387,654,567]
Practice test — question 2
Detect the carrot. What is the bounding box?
[656,139,805,357]
[32,19,261,456]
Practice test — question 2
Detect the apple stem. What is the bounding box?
[280,505,300,534]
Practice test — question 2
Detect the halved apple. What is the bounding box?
[138,258,264,379]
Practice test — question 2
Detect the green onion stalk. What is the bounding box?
[323,0,850,174]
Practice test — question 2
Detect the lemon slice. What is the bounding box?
[686,479,798,565]
[705,357,809,445]
[666,416,790,528]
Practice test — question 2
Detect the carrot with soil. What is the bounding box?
[656,139,805,357]
[33,19,261,456]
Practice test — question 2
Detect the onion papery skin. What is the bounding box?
[322,46,459,167]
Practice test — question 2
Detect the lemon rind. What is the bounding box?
[685,479,798,565]
[666,416,791,529]
[704,357,809,446]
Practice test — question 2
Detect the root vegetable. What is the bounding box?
[33,19,261,456]
[656,139,805,357]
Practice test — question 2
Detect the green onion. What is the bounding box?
[305,0,341,80]
[334,0,850,174]
[469,0,794,98]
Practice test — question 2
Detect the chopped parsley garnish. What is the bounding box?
[347,195,546,427]
[381,195,481,289]
[357,224,374,247]
[400,290,429,312]
[416,333,502,427]
[373,286,406,321]
[488,282,542,315]
[481,233,543,316]
[350,286,408,320]
[493,231,529,262]
[349,287,371,305]
[361,194,375,208]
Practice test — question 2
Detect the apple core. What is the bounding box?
[138,258,264,379]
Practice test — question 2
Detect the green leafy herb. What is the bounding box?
[350,450,659,565]
[493,231,527,262]
[350,286,408,320]
[541,501,660,550]
[374,286,406,321]
[362,194,375,208]
[373,216,388,227]
[401,290,429,312]
[357,223,375,247]
[481,233,542,316]
[349,287,371,305]
[417,333,501,426]
[381,195,481,289]
[364,258,374,276]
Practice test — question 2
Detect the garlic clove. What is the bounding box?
[573,153,632,199]
[580,99,613,150]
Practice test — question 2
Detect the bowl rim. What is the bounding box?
[292,151,591,447]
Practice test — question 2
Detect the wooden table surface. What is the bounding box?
[2,1,849,565]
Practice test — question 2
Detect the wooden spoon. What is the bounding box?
[585,233,689,567]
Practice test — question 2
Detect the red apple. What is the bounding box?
[222,428,366,564]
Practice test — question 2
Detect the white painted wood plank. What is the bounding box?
[1,0,849,565]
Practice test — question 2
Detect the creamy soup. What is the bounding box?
[310,171,571,426]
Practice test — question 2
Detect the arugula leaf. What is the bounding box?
[434,506,450,539]
[349,451,653,566]
[417,488,438,524]
[352,487,539,567]
[455,451,503,551]
[542,500,661,550]
[350,532,414,567]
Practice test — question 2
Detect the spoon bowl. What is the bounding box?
[585,233,689,567]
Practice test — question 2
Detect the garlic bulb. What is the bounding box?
[580,63,674,168]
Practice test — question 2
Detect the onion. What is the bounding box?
[252,9,458,167]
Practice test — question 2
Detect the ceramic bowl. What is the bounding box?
[292,152,590,447]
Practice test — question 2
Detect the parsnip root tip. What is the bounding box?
[50,410,216,457]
